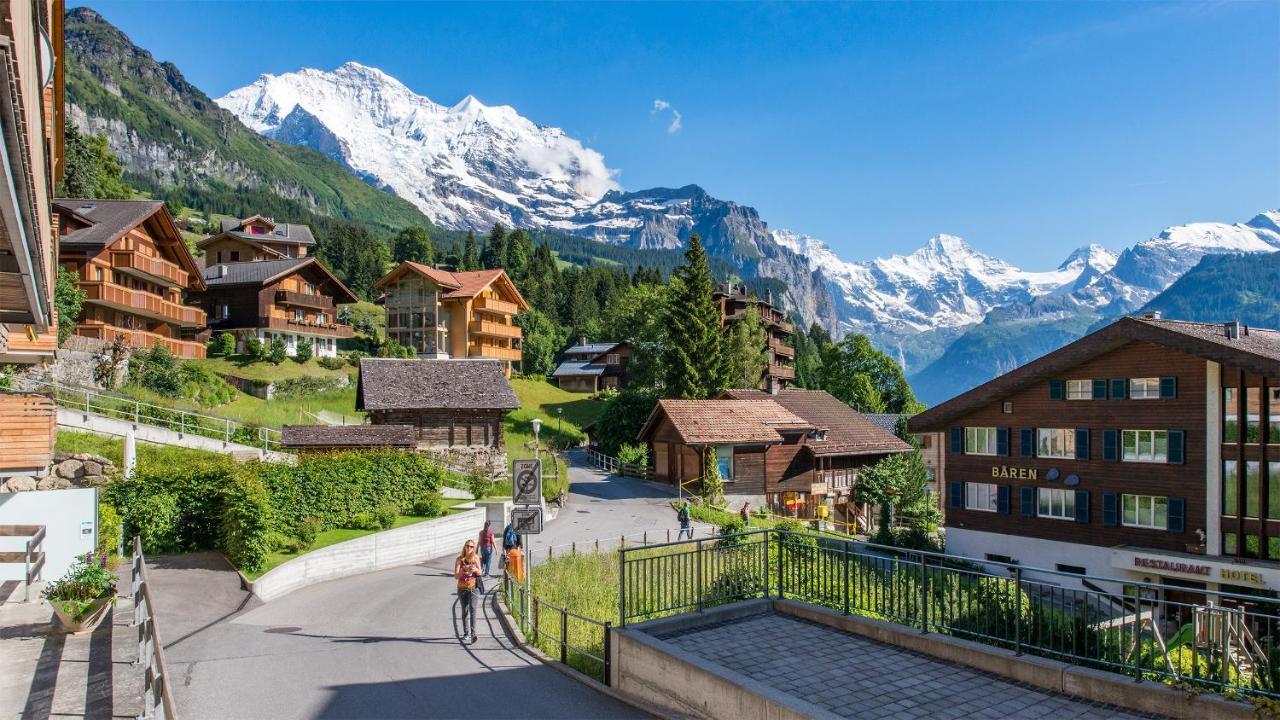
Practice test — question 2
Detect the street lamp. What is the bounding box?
[531,418,542,460]
[555,408,562,437]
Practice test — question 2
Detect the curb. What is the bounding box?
[489,587,671,719]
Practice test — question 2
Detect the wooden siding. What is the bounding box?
[941,341,1208,553]
[0,394,55,471]
[370,408,506,450]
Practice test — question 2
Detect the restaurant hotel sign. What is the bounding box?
[1111,548,1278,590]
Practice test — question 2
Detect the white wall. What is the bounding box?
[0,488,97,582]
[945,527,1127,592]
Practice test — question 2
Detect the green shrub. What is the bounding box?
[347,512,379,530]
[317,356,347,371]
[464,468,493,500]
[344,350,367,368]
[294,337,313,363]
[219,469,272,573]
[211,332,235,357]
[177,361,236,406]
[42,552,115,621]
[245,336,265,362]
[128,344,181,396]
[411,494,446,518]
[373,503,398,530]
[716,517,747,547]
[267,337,287,365]
[273,375,346,399]
[130,491,178,554]
[890,526,943,552]
[97,502,121,557]
[617,443,648,466]
[295,516,323,547]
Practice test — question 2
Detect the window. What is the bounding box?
[1245,461,1260,518]
[1066,379,1092,400]
[606,353,620,366]
[1223,532,1238,555]
[919,434,932,449]
[1038,488,1076,520]
[1122,495,1168,529]
[1224,460,1239,517]
[965,482,999,512]
[1037,429,1076,459]
[1246,387,1262,443]
[832,469,849,488]
[1056,564,1087,575]
[1270,388,1280,443]
[715,446,734,481]
[294,309,304,322]
[1129,378,1161,400]
[965,427,998,455]
[1121,430,1167,462]
[215,251,223,263]
[1224,388,1239,443]
[317,313,327,324]
[1271,462,1280,520]
[230,251,241,262]
[1002,402,1013,414]
[219,304,229,320]
[985,554,1014,564]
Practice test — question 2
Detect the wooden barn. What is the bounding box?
[356,358,520,450]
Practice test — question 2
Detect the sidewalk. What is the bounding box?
[0,574,143,719]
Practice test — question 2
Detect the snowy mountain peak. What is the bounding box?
[1058,244,1118,273]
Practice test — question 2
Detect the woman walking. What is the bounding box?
[478,521,496,576]
[454,539,483,644]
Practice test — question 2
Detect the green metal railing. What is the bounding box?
[503,571,612,684]
[619,529,1280,700]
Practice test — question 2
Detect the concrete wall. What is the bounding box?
[56,408,296,463]
[945,527,1125,592]
[250,508,486,602]
[0,488,96,582]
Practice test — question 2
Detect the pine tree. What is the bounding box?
[661,235,728,399]
[461,231,480,271]
[506,228,533,281]
[481,223,508,269]
[725,301,769,389]
[392,226,434,265]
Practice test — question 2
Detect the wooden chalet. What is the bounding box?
[356,358,520,450]
[552,340,634,393]
[197,215,315,262]
[715,283,795,391]
[54,199,207,358]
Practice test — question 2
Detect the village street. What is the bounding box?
[146,450,710,719]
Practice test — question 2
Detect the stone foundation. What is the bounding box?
[0,452,118,493]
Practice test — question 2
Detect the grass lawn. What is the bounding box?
[110,380,363,429]
[506,377,606,499]
[55,430,225,467]
[197,354,356,383]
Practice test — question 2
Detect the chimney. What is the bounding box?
[765,289,774,306]
[1142,310,1161,320]
[579,336,586,346]
[215,264,227,279]
[1225,321,1241,340]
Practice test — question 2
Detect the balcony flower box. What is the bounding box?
[44,552,116,634]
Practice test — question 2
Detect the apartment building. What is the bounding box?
[54,199,207,358]
[373,262,528,375]
[910,315,1280,602]
[714,283,795,391]
[198,214,314,261]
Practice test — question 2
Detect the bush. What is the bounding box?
[295,516,323,547]
[889,526,943,552]
[245,336,265,362]
[344,350,367,368]
[177,361,237,406]
[130,491,178,554]
[347,512,379,530]
[317,356,347,371]
[267,337,287,365]
[617,443,648,466]
[128,344,181,396]
[211,332,235,357]
[373,503,398,530]
[273,375,346,399]
[97,502,121,557]
[464,467,493,500]
[219,469,272,573]
[294,337,313,363]
[377,337,414,359]
[717,517,747,547]
[411,494,446,518]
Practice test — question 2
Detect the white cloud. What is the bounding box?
[652,98,682,134]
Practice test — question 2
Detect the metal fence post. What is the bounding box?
[778,531,785,598]
[1013,566,1023,655]
[560,607,568,664]
[603,621,613,686]
[695,538,704,611]
[918,551,928,633]
[842,539,850,616]
[618,547,627,627]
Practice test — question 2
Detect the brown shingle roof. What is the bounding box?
[54,199,164,247]
[638,399,812,445]
[356,358,520,411]
[723,389,913,456]
[909,316,1280,433]
[373,262,530,309]
[281,424,416,449]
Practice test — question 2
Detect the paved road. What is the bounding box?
[150,450,702,719]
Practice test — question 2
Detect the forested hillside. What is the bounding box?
[1136,252,1280,329]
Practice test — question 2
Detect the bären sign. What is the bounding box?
[991,466,1037,480]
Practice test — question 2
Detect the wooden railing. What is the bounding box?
[474,296,520,315]
[767,363,796,380]
[261,316,354,338]
[769,338,795,359]
[81,282,205,327]
[133,536,178,720]
[275,290,334,310]
[469,343,520,361]
[76,324,206,359]
[0,524,45,601]
[469,319,522,339]
[0,393,56,471]
[110,251,188,287]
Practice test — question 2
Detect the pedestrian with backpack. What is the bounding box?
[677,501,693,540]
[454,539,483,644]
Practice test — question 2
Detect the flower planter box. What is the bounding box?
[50,597,113,634]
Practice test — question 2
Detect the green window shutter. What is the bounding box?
[949,481,964,509]
[1049,379,1065,400]
[1020,486,1036,517]
[1167,430,1185,464]
[950,427,963,454]
[1110,378,1128,400]
[1102,493,1118,526]
[1103,430,1118,461]
[1020,428,1035,457]
[996,485,1011,514]
[1092,379,1107,400]
[1074,491,1090,523]
[1074,429,1090,460]
[1167,497,1185,533]
[1160,376,1177,399]
[996,427,1010,457]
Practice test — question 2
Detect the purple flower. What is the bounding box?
[99,553,108,568]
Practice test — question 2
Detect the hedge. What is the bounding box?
[104,448,447,573]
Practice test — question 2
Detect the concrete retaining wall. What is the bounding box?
[250,508,486,602]
[57,408,295,463]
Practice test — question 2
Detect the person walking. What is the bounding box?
[677,501,692,540]
[478,521,496,576]
[454,539,483,644]
[740,501,751,528]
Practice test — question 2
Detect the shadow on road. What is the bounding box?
[569,479,676,502]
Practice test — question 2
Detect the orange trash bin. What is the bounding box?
[507,548,525,583]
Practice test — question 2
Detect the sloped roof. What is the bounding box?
[552,361,607,377]
[373,262,530,309]
[638,399,811,445]
[565,342,623,356]
[357,358,520,411]
[217,216,316,245]
[281,424,416,449]
[723,389,913,456]
[54,198,206,290]
[199,257,359,304]
[909,316,1280,433]
[864,413,904,435]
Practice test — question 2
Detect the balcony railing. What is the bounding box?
[474,296,520,315]
[767,363,796,380]
[0,322,57,356]
[469,319,522,339]
[470,344,521,362]
[275,290,335,310]
[109,251,188,287]
[769,338,795,359]
[81,282,205,327]
[77,324,206,359]
[261,316,354,338]
[0,393,55,472]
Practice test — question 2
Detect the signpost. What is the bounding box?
[514,459,542,506]
[511,507,543,535]
[514,419,545,631]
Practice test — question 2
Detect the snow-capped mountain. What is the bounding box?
[217,62,619,230]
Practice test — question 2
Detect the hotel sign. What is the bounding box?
[991,466,1037,480]
[1111,549,1276,590]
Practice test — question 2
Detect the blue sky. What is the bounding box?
[88,1,1278,267]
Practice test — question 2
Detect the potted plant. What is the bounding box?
[43,552,116,634]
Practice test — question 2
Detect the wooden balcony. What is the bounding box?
[81,282,205,328]
[110,251,188,287]
[275,290,335,311]
[76,323,206,359]
[469,343,521,362]
[767,363,796,381]
[468,319,522,340]
[770,338,795,359]
[0,394,55,472]
[0,321,56,359]
[474,296,519,315]
[261,315,354,338]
